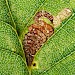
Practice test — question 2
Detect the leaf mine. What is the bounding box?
[23,11,54,66]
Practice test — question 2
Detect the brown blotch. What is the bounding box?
[23,11,54,66]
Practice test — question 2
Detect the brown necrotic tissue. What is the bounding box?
[23,11,54,66]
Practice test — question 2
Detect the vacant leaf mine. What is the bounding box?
[23,8,72,68]
[23,11,54,67]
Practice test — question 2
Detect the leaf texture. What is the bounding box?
[32,13,75,75]
[0,50,28,75]
[0,21,24,57]
[0,0,75,75]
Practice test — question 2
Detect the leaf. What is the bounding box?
[32,14,75,75]
[1,0,75,41]
[31,0,75,75]
[0,49,29,75]
[0,0,75,75]
[0,0,15,28]
[70,0,75,12]
[0,0,45,36]
[0,21,24,57]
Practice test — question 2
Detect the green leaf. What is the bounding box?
[0,0,45,36]
[70,0,75,12]
[32,13,75,75]
[0,49,29,75]
[0,0,16,28]
[31,1,75,75]
[0,21,24,57]
[1,0,75,41]
[0,0,75,75]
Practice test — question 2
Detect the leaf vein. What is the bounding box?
[5,0,16,29]
[39,49,75,75]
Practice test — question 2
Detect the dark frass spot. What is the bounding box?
[33,63,36,67]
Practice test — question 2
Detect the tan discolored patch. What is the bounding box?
[53,8,72,27]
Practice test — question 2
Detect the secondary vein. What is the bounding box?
[39,49,75,75]
[38,13,75,75]
[5,0,16,29]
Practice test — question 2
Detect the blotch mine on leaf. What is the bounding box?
[23,10,54,66]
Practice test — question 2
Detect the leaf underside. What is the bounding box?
[0,0,75,75]
[0,21,24,57]
[0,50,29,75]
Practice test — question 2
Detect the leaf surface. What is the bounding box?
[0,21,24,57]
[32,13,75,75]
[0,49,29,75]
[0,0,15,28]
[0,0,75,75]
